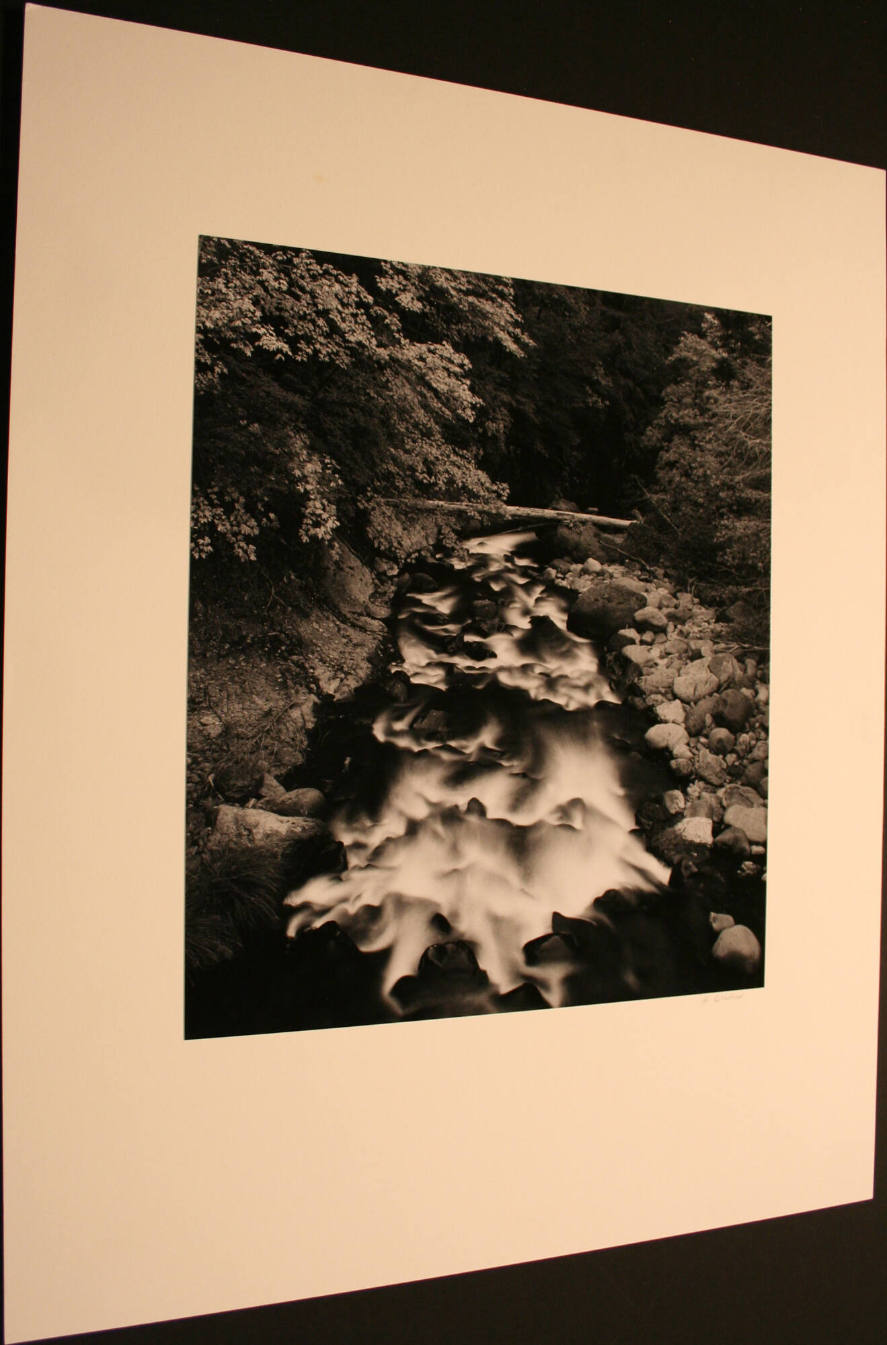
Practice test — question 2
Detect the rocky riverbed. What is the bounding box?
[186,519,768,1036]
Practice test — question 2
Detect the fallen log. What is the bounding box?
[372,497,635,531]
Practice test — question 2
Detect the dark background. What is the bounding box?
[1,2,885,1343]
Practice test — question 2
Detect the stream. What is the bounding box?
[281,529,707,1021]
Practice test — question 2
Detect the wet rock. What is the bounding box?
[708,727,735,756]
[696,748,729,787]
[713,826,752,860]
[717,689,755,732]
[722,804,767,845]
[258,787,327,818]
[645,723,689,752]
[567,581,647,641]
[634,606,669,633]
[711,924,762,975]
[673,662,720,703]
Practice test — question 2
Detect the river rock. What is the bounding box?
[722,784,762,809]
[550,519,607,563]
[722,804,768,844]
[686,793,724,824]
[683,704,707,737]
[641,665,680,694]
[583,557,603,574]
[655,817,713,863]
[622,644,655,667]
[717,689,755,732]
[258,787,327,818]
[645,723,689,752]
[663,637,690,657]
[633,606,669,633]
[673,661,720,703]
[743,761,768,790]
[655,699,686,724]
[713,825,752,860]
[708,727,736,756]
[257,772,286,799]
[696,748,729,787]
[708,653,743,688]
[208,804,324,859]
[711,924,762,975]
[568,581,647,640]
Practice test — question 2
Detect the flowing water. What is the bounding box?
[284,530,673,1017]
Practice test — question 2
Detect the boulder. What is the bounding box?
[711,924,762,975]
[722,804,768,845]
[317,537,375,617]
[550,519,607,563]
[568,581,647,641]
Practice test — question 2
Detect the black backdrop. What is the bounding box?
[1,3,885,1343]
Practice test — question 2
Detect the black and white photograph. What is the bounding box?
[3,5,884,1343]
[185,238,771,1038]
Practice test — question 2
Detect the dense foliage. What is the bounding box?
[190,236,771,630]
[633,312,772,637]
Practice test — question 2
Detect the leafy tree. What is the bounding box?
[636,311,772,636]
[190,239,531,570]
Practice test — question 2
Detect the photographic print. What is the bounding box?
[185,237,771,1038]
